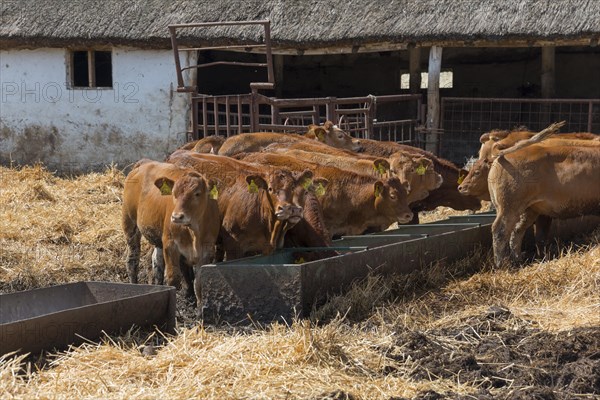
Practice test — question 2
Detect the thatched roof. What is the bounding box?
[2,0,599,52]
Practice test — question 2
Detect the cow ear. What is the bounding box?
[323,120,334,131]
[373,181,384,197]
[313,127,327,142]
[155,177,175,196]
[311,178,328,197]
[246,175,268,193]
[479,133,490,143]
[208,178,221,200]
[305,125,318,139]
[298,169,313,182]
[373,159,390,175]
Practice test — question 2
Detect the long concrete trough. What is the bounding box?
[0,282,176,355]
[197,213,498,324]
[197,212,599,324]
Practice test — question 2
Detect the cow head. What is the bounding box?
[248,169,315,249]
[388,154,443,203]
[154,171,215,226]
[306,121,362,152]
[373,177,413,224]
[457,158,491,201]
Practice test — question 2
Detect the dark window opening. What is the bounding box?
[72,51,89,87]
[71,50,112,88]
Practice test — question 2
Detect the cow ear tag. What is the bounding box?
[457,174,465,185]
[159,180,172,196]
[302,177,313,190]
[248,179,259,193]
[416,164,427,176]
[295,257,306,264]
[374,185,382,198]
[209,185,219,200]
[315,182,326,197]
[373,163,387,175]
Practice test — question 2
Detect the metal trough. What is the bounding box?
[0,282,176,355]
[197,213,496,324]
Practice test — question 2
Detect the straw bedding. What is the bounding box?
[1,164,598,399]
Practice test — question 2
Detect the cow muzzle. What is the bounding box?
[275,204,303,221]
[171,212,190,225]
[397,212,413,224]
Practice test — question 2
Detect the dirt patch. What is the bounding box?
[385,307,600,399]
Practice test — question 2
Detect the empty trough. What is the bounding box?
[0,281,176,355]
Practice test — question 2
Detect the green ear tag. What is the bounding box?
[374,185,382,198]
[374,163,387,175]
[209,185,219,200]
[295,257,306,264]
[315,182,326,197]
[248,179,259,193]
[457,174,465,185]
[302,177,313,190]
[416,164,426,176]
[160,181,172,196]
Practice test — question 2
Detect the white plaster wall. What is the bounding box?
[0,47,194,172]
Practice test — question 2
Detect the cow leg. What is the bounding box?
[162,244,183,290]
[152,247,165,285]
[179,257,195,301]
[492,210,521,267]
[511,209,538,263]
[193,243,217,309]
[533,215,552,256]
[124,222,141,284]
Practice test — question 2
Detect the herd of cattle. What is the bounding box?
[121,121,599,307]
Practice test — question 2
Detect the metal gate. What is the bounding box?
[440,97,600,164]
[191,93,423,143]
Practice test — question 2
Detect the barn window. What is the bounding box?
[400,70,453,89]
[70,50,113,88]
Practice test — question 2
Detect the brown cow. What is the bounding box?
[217,121,360,156]
[305,121,362,152]
[235,152,413,236]
[264,146,442,204]
[122,160,220,305]
[489,137,600,267]
[479,128,598,161]
[167,151,320,260]
[355,139,481,219]
[175,135,226,154]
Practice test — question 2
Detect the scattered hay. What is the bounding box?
[1,164,599,399]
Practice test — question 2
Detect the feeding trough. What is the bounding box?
[196,213,497,324]
[0,281,176,355]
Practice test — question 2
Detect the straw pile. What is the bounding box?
[1,165,599,399]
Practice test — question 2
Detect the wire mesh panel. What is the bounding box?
[440,98,600,165]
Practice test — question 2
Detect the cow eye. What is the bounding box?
[268,187,273,192]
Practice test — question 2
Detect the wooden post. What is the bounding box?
[540,46,555,127]
[541,46,555,98]
[274,54,284,98]
[426,46,443,154]
[409,47,421,94]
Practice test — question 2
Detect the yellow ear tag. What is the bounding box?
[315,182,326,197]
[457,174,465,185]
[248,179,259,193]
[160,181,172,196]
[416,164,427,176]
[295,257,306,264]
[317,131,325,142]
[374,163,387,175]
[302,177,313,191]
[209,185,219,200]
[374,185,382,198]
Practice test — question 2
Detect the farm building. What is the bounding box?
[1,0,599,171]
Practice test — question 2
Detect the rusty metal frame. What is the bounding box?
[190,92,422,141]
[168,20,274,93]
